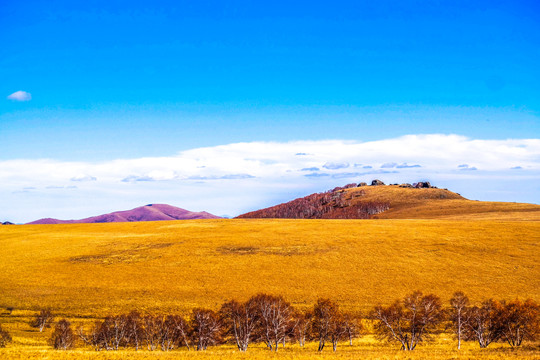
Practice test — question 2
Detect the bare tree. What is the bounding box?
[142,314,160,351]
[220,299,257,351]
[78,321,102,351]
[371,291,443,351]
[170,314,191,350]
[290,310,312,347]
[312,298,340,351]
[329,312,348,351]
[449,291,470,349]
[0,324,12,348]
[464,299,503,348]
[343,313,362,346]
[498,299,539,347]
[30,309,54,332]
[125,311,143,350]
[155,315,177,351]
[250,294,293,351]
[190,308,221,351]
[50,319,75,350]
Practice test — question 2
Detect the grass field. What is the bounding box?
[0,218,538,313]
[0,215,539,358]
[344,185,540,220]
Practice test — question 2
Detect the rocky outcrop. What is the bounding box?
[371,179,385,186]
[413,182,433,188]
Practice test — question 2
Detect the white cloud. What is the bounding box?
[70,175,97,182]
[323,162,350,170]
[1,134,539,222]
[7,91,32,101]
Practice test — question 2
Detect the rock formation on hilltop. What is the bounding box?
[237,180,469,219]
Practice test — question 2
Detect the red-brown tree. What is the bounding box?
[371,291,443,351]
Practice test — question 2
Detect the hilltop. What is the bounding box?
[237,180,540,220]
[26,204,221,224]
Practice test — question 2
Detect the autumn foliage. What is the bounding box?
[237,186,390,219]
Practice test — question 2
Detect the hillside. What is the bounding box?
[26,204,221,224]
[0,218,538,315]
[238,181,540,220]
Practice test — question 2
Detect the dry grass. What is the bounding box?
[1,214,539,358]
[0,218,538,315]
[343,185,540,220]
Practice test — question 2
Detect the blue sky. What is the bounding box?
[1,1,539,222]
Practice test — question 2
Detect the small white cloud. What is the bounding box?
[396,163,422,168]
[121,175,156,182]
[70,175,97,182]
[458,164,477,171]
[7,91,32,102]
[381,162,397,168]
[323,162,349,170]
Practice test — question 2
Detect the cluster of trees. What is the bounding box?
[237,186,390,219]
[372,291,540,351]
[50,294,360,352]
[1,291,537,352]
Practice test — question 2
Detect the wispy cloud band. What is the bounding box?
[1,134,539,222]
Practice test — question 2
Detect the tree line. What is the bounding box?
[1,291,538,352]
[236,185,390,219]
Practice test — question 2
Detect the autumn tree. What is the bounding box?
[498,299,539,347]
[0,324,12,348]
[142,314,161,351]
[78,315,129,351]
[290,309,312,347]
[312,298,340,351]
[329,312,348,351]
[169,314,191,350]
[125,310,143,350]
[449,291,470,349]
[371,291,443,351]
[78,321,103,351]
[50,319,75,350]
[343,313,363,346]
[251,294,292,351]
[190,308,222,351]
[464,299,503,348]
[220,299,258,351]
[30,309,54,332]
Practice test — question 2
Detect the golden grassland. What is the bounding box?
[344,185,540,220]
[0,218,538,314]
[1,213,540,358]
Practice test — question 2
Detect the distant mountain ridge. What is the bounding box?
[27,204,221,224]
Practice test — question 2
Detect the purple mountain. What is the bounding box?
[27,204,221,224]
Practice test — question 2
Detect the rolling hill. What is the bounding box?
[237,181,540,220]
[0,218,538,316]
[26,204,221,224]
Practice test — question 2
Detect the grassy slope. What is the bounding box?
[0,218,538,315]
[344,185,540,220]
